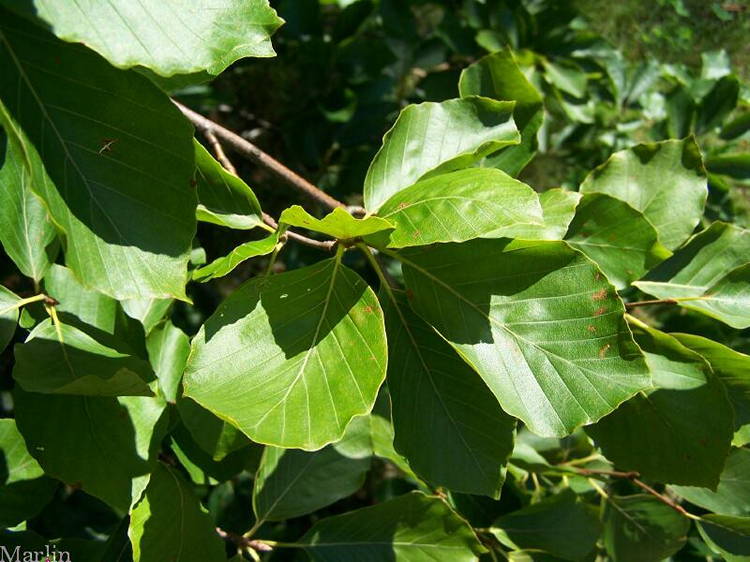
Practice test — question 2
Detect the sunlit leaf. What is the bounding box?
[192,232,279,282]
[280,205,393,240]
[0,285,20,353]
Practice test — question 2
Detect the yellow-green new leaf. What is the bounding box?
[192,232,280,282]
[398,239,651,438]
[194,141,264,230]
[634,222,750,329]
[300,492,484,561]
[580,138,708,250]
[364,97,520,211]
[184,256,387,450]
[369,168,542,248]
[0,11,196,300]
[129,464,226,562]
[16,0,283,80]
[280,206,393,240]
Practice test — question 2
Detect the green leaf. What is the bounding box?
[706,153,750,181]
[121,297,173,335]
[299,492,484,561]
[18,0,283,78]
[634,222,750,329]
[0,11,196,300]
[382,289,515,497]
[0,285,20,353]
[194,140,264,230]
[458,48,544,176]
[579,138,707,250]
[184,254,387,450]
[696,75,740,134]
[721,112,750,140]
[364,96,520,211]
[672,448,750,516]
[129,463,226,562]
[602,495,689,562]
[368,168,542,248]
[253,416,371,522]
[564,193,670,289]
[673,333,750,446]
[0,120,56,281]
[0,419,58,528]
[280,205,394,240]
[499,188,582,240]
[587,320,733,488]
[542,60,588,99]
[397,239,650,438]
[13,319,155,396]
[177,397,252,462]
[192,231,279,282]
[146,320,189,403]
[491,489,601,560]
[14,388,168,511]
[697,514,750,560]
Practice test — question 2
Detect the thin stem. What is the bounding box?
[204,129,237,176]
[264,241,284,277]
[254,540,303,549]
[626,296,709,309]
[262,213,336,252]
[174,100,346,210]
[357,243,396,290]
[0,293,54,316]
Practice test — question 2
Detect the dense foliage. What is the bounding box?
[1,1,749,561]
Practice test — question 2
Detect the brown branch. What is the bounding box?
[204,129,237,176]
[174,100,346,211]
[216,527,273,553]
[262,213,336,252]
[625,298,678,309]
[572,467,695,518]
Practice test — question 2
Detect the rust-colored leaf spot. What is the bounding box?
[406,289,414,300]
[362,305,374,314]
[598,343,611,359]
[594,272,602,281]
[586,325,596,333]
[397,202,410,210]
[594,306,607,316]
[411,229,422,238]
[190,178,197,187]
[592,288,608,301]
[98,138,118,154]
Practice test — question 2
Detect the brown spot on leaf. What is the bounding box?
[598,343,611,359]
[406,289,414,300]
[592,288,608,301]
[594,272,602,281]
[594,306,607,316]
[98,138,118,154]
[363,305,374,314]
[397,202,410,210]
[586,325,596,333]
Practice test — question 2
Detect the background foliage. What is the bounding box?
[1,0,749,561]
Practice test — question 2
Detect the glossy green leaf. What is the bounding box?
[146,320,189,403]
[580,138,707,250]
[18,0,283,78]
[0,285,20,353]
[0,120,56,281]
[13,319,155,396]
[673,333,750,446]
[672,448,750,516]
[184,255,387,450]
[697,514,750,560]
[634,222,750,329]
[491,489,601,560]
[369,168,542,248]
[253,416,371,522]
[0,11,196,300]
[397,239,650,438]
[564,193,670,289]
[0,419,58,528]
[194,141,264,230]
[542,60,588,99]
[721,112,750,140]
[459,48,544,176]
[121,297,173,335]
[14,388,168,511]
[128,463,226,562]
[382,289,515,497]
[499,188,582,240]
[177,398,252,462]
[587,320,733,487]
[280,205,393,240]
[364,97,520,210]
[299,492,484,561]
[602,495,689,562]
[192,231,279,282]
